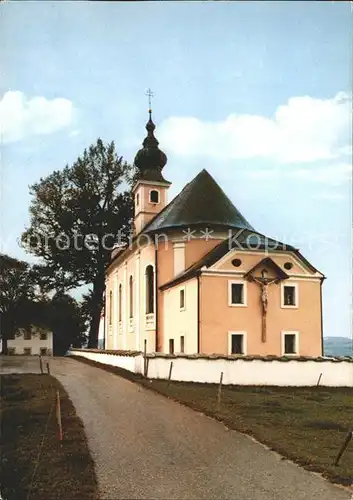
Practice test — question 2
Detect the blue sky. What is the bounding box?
[1,2,352,339]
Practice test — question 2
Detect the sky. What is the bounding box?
[0,1,352,339]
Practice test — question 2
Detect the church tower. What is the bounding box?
[133,107,171,235]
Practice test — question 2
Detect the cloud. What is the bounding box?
[0,91,74,143]
[158,92,351,164]
[245,163,352,185]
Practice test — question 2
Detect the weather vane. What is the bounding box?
[145,88,154,113]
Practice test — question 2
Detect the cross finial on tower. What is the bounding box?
[145,88,154,114]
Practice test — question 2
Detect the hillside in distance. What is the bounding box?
[324,336,352,357]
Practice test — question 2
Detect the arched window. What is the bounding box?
[109,291,112,325]
[129,276,134,318]
[145,265,154,314]
[118,284,122,322]
[150,190,159,203]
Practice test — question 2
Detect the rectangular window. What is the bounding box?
[40,332,47,341]
[180,289,185,309]
[8,347,16,355]
[24,331,32,340]
[180,336,185,353]
[284,334,297,355]
[109,290,113,325]
[169,339,174,354]
[23,348,32,355]
[231,283,244,304]
[230,334,244,355]
[40,348,48,356]
[283,285,296,306]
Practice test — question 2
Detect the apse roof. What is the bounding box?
[144,169,254,234]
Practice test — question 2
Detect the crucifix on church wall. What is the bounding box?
[247,269,280,343]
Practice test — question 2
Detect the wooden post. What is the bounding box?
[46,362,50,375]
[39,355,43,374]
[216,372,224,411]
[167,361,173,388]
[334,431,352,466]
[56,390,63,442]
[143,339,147,377]
[316,373,322,387]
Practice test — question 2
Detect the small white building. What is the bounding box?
[6,325,53,356]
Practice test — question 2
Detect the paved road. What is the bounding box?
[1,356,351,499]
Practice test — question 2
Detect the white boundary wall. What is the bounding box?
[72,349,142,373]
[70,350,353,387]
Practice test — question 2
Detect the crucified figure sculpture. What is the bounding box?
[247,270,279,343]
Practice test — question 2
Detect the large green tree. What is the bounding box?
[21,139,136,347]
[49,292,87,355]
[0,254,50,354]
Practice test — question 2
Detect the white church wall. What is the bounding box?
[70,349,353,387]
[163,278,198,354]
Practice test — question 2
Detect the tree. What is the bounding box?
[0,254,50,354]
[49,292,87,355]
[21,139,136,347]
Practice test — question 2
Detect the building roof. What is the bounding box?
[143,169,255,234]
[160,231,322,291]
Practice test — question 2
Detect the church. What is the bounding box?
[103,108,325,357]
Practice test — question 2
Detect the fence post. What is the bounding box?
[316,373,323,387]
[46,362,50,375]
[145,357,150,379]
[56,390,63,442]
[167,361,173,388]
[143,340,147,377]
[334,431,352,466]
[216,372,224,411]
[39,355,43,375]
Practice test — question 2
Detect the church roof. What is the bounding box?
[160,231,322,291]
[144,169,254,234]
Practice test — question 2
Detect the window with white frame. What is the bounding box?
[229,332,246,355]
[145,265,154,314]
[118,284,122,322]
[180,335,185,353]
[150,189,160,204]
[23,347,32,355]
[229,281,247,306]
[282,283,298,307]
[129,275,134,319]
[180,288,185,310]
[109,291,113,325]
[282,331,299,355]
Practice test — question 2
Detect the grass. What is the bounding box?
[72,355,353,487]
[0,374,98,500]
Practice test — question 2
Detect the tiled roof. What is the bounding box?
[143,169,254,234]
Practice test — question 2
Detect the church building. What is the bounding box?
[104,109,325,357]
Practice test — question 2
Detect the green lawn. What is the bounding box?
[0,374,98,500]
